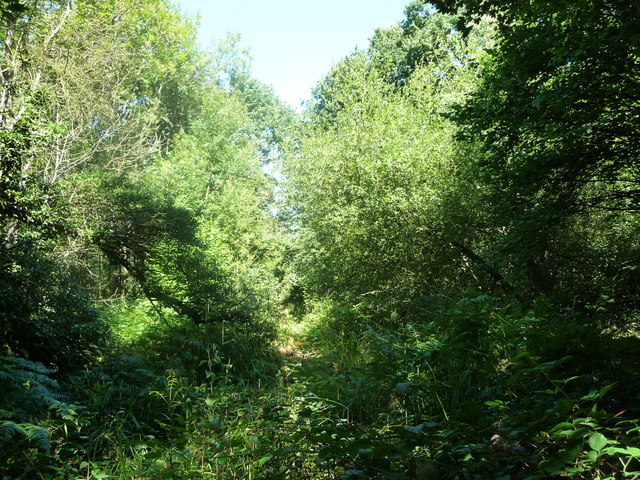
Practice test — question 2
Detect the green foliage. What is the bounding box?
[287,10,494,315]
[87,174,240,324]
[0,356,61,422]
[432,0,640,306]
[146,89,289,324]
[368,1,490,88]
[281,4,640,474]
[0,240,108,370]
[2,0,640,479]
[229,67,296,157]
[286,296,640,479]
[0,97,69,239]
[126,317,280,381]
[0,356,81,476]
[0,420,50,451]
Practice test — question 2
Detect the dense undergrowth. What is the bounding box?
[2,296,640,479]
[2,0,640,478]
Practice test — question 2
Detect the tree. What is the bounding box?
[143,88,290,323]
[432,0,640,307]
[286,10,495,318]
[0,239,106,370]
[1,0,210,243]
[0,0,284,362]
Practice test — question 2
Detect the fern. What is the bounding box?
[0,420,23,439]
[0,420,51,451]
[0,355,79,428]
[48,398,81,422]
[0,356,62,421]
[0,357,79,456]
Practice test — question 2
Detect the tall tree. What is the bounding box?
[1,0,209,242]
[286,10,494,317]
[432,0,640,307]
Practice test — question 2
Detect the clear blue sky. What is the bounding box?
[173,0,410,109]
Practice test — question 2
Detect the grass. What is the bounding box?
[4,297,640,479]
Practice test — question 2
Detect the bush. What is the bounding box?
[0,240,109,371]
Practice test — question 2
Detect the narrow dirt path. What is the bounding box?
[276,327,335,385]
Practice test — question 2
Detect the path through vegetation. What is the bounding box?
[2,0,640,478]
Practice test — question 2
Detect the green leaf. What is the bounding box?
[588,432,608,452]
[585,450,599,462]
[602,446,627,456]
[258,454,272,466]
[559,442,582,463]
[541,457,565,475]
[624,447,640,457]
[550,422,574,434]
[581,383,616,402]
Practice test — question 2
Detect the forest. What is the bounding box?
[1,0,639,478]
